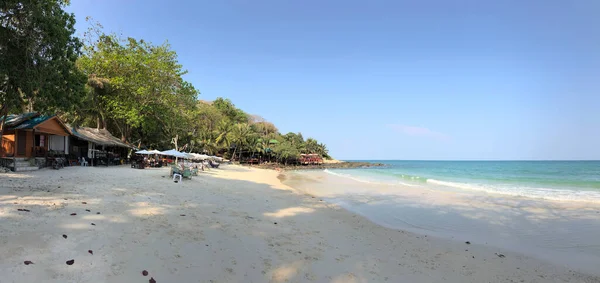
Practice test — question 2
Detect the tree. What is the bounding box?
[273,140,300,165]
[76,28,198,144]
[1,0,85,113]
[214,120,232,150]
[212,97,248,124]
[229,123,254,162]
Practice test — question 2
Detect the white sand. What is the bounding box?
[0,165,598,283]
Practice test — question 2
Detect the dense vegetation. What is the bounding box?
[0,1,330,163]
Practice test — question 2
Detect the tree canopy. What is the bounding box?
[1,0,85,113]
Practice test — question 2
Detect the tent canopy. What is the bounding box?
[135,150,150,154]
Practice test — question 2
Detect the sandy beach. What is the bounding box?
[1,165,598,283]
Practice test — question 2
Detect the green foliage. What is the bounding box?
[75,28,197,145]
[0,0,86,113]
[212,97,248,124]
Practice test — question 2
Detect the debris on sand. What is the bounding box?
[142,270,149,276]
[180,214,186,216]
[62,234,67,239]
[96,212,101,214]
[24,261,34,265]
[91,223,96,226]
[88,250,93,255]
[495,253,505,258]
[66,259,74,265]
[465,241,471,245]
[85,209,91,212]
[149,277,156,283]
[17,209,30,212]
[82,202,87,204]
[70,213,77,216]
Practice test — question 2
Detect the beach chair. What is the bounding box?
[170,165,181,177]
[182,168,193,179]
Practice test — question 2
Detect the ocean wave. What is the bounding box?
[426,179,600,202]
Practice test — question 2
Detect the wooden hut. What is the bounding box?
[0,113,71,171]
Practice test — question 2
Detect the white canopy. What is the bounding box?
[147,150,163,154]
[135,150,150,154]
[160,149,187,158]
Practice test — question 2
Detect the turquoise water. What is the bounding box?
[329,160,600,201]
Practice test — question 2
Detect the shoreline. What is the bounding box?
[0,165,598,282]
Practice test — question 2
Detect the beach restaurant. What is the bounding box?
[69,126,135,166]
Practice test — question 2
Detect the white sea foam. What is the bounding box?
[426,179,600,203]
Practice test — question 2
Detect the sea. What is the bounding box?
[282,161,600,274]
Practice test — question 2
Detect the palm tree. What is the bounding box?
[215,120,232,149]
[305,138,319,154]
[229,123,253,162]
[247,136,262,164]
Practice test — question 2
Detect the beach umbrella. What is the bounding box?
[147,150,163,154]
[160,149,186,158]
[161,149,187,164]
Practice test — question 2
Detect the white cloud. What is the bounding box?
[388,124,451,141]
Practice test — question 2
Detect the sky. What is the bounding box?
[65,0,600,160]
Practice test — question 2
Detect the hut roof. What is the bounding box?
[2,112,71,135]
[71,127,135,149]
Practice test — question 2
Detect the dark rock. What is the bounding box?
[62,234,67,239]
[88,250,93,255]
[66,259,74,265]
[142,270,149,276]
[149,277,156,283]
[70,213,77,216]
[465,241,471,245]
[24,260,34,265]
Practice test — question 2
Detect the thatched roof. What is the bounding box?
[71,127,135,149]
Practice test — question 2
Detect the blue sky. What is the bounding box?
[66,0,600,160]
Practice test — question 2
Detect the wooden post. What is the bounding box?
[32,129,35,158]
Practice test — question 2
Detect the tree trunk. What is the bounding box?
[0,104,8,157]
[231,147,237,162]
